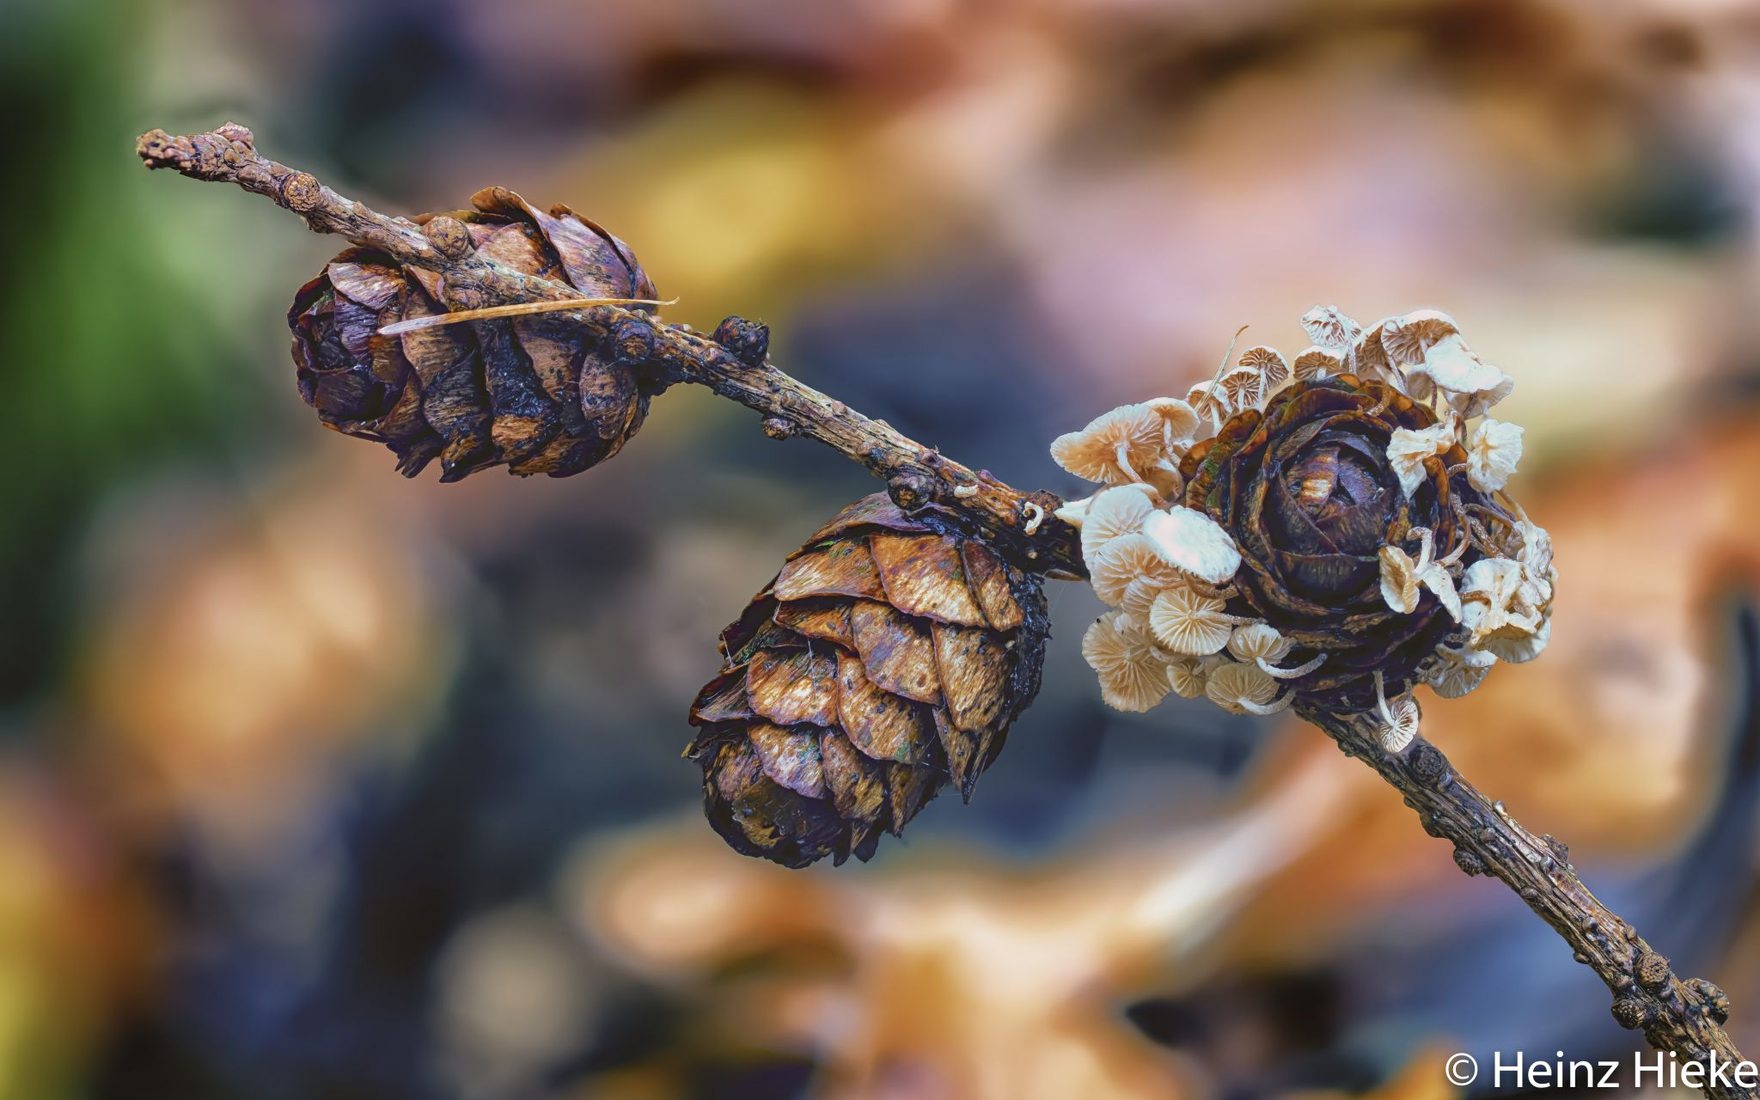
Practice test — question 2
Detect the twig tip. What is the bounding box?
[135,122,256,178]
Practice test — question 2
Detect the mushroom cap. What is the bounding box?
[1144,462,1185,506]
[1300,305,1362,351]
[1425,644,1497,698]
[1238,345,1291,388]
[1380,309,1461,365]
[1091,531,1189,608]
[1219,365,1266,413]
[1351,318,1401,385]
[1511,515,1556,607]
[1450,370,1515,418]
[1291,346,1342,382]
[1079,484,1158,566]
[1377,694,1421,752]
[1405,332,1508,406]
[1386,422,1456,497]
[1460,557,1541,645]
[1484,613,1551,663]
[1148,586,1234,656]
[1118,569,1208,619]
[1082,613,1171,712]
[1143,397,1201,448]
[1185,380,1225,424]
[1227,622,1290,663]
[1379,545,1421,614]
[1166,655,1210,699]
[1465,417,1524,494]
[1052,491,1096,530]
[1517,515,1554,576]
[1140,506,1242,585]
[1420,561,1462,623]
[1205,661,1279,714]
[1051,403,1165,485]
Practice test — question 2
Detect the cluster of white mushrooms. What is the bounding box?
[1055,307,1555,750]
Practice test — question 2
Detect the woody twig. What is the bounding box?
[138,122,1752,1096]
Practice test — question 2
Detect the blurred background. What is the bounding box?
[6,0,1760,1096]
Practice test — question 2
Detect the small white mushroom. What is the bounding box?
[1218,365,1266,413]
[1140,506,1243,585]
[1424,644,1498,699]
[1090,532,1189,608]
[1460,557,1542,647]
[1300,305,1362,352]
[1053,491,1096,530]
[1483,613,1551,664]
[1119,569,1220,619]
[1050,403,1166,485]
[1513,512,1556,608]
[1514,506,1554,576]
[1238,345,1291,388]
[1373,676,1422,752]
[1205,662,1290,716]
[1227,622,1290,663]
[1465,417,1524,494]
[1450,370,1516,418]
[1142,397,1201,452]
[1385,422,1456,497]
[1423,562,1462,623]
[1379,544,1421,614]
[1379,309,1460,366]
[1166,655,1211,699]
[1352,317,1405,386]
[1229,623,1326,679]
[1381,310,1511,413]
[1148,587,1240,656]
[1379,532,1460,621]
[1081,612,1171,713]
[1291,346,1343,382]
[1079,484,1158,567]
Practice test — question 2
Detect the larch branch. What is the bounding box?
[138,122,1752,1096]
[135,123,1079,575]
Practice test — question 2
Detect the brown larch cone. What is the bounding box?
[288,187,657,481]
[687,494,1051,867]
[1180,374,1493,710]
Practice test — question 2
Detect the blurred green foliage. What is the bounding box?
[0,0,284,708]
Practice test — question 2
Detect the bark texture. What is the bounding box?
[1307,703,1749,1099]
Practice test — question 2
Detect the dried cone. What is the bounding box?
[688,494,1050,867]
[288,188,657,480]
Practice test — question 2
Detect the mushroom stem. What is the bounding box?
[1199,324,1249,422]
[1260,652,1326,680]
[1436,528,1470,569]
[1115,441,1143,484]
[1239,694,1294,716]
[1407,526,1436,572]
[1373,670,1395,727]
